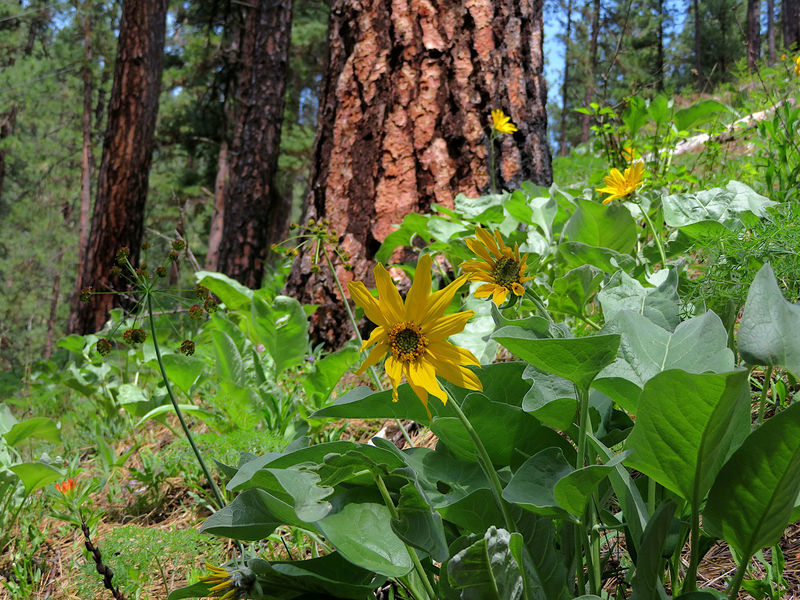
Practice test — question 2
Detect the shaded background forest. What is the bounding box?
[0,0,798,378]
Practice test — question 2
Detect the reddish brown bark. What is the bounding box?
[286,0,552,347]
[76,0,93,288]
[784,0,800,50]
[205,140,229,271]
[68,0,169,334]
[214,0,294,288]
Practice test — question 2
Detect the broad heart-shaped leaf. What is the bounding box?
[228,467,333,523]
[447,526,569,600]
[598,268,680,331]
[250,295,308,375]
[662,181,776,237]
[200,489,283,540]
[152,353,205,395]
[594,311,735,414]
[558,241,637,274]
[630,500,675,600]
[314,487,413,578]
[502,448,574,519]
[196,270,253,310]
[623,370,751,510]
[563,196,638,254]
[9,462,62,494]
[3,417,60,447]
[493,328,620,390]
[674,98,730,131]
[210,330,245,386]
[302,344,360,408]
[704,401,800,561]
[548,265,605,318]
[432,393,575,468]
[553,451,631,518]
[521,366,577,431]
[738,263,800,377]
[393,482,449,562]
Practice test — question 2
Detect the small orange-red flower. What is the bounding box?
[55,478,76,495]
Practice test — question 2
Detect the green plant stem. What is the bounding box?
[638,203,668,269]
[575,387,591,470]
[524,289,556,327]
[322,247,415,448]
[579,315,602,331]
[374,474,437,600]
[683,508,701,593]
[757,366,774,425]
[146,293,225,509]
[726,556,749,600]
[0,489,31,552]
[574,524,586,594]
[446,391,515,532]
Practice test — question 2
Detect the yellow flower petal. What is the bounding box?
[348,281,390,328]
[385,355,403,401]
[405,254,432,322]
[465,238,494,264]
[355,340,389,374]
[476,227,502,258]
[422,274,469,326]
[360,325,387,351]
[474,283,498,298]
[491,286,509,306]
[374,263,405,323]
[408,358,447,402]
[426,311,476,341]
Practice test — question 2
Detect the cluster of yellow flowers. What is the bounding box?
[795,56,800,77]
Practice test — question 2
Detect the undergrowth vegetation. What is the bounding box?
[2,58,800,600]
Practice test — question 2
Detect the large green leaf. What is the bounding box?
[314,487,413,577]
[704,401,800,560]
[251,295,308,375]
[553,451,631,518]
[3,417,61,447]
[210,330,245,386]
[662,181,776,237]
[594,311,734,413]
[502,448,574,519]
[630,501,675,600]
[200,489,282,540]
[674,99,730,131]
[623,370,750,509]
[738,263,800,376]
[446,526,569,600]
[393,482,449,562]
[563,197,638,254]
[432,393,574,467]
[521,366,577,431]
[228,467,333,523]
[548,265,605,318]
[196,271,254,310]
[302,345,360,408]
[9,462,63,495]
[558,242,637,274]
[312,385,447,422]
[597,269,680,331]
[154,354,205,394]
[493,328,620,390]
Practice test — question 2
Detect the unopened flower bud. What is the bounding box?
[96,338,112,356]
[116,247,130,264]
[180,339,195,356]
[168,251,179,262]
[141,241,150,250]
[155,266,167,278]
[188,304,204,320]
[194,285,209,299]
[122,328,146,345]
[171,239,186,252]
[110,266,122,278]
[204,297,218,313]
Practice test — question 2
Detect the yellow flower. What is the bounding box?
[348,255,482,413]
[794,56,800,77]
[621,146,636,162]
[491,109,518,135]
[781,53,787,61]
[596,161,645,204]
[199,563,239,600]
[461,228,532,306]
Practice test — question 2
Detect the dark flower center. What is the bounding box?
[388,321,428,362]
[492,256,521,288]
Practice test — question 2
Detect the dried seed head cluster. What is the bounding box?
[96,338,112,356]
[188,304,204,320]
[171,239,186,252]
[116,247,129,265]
[180,339,195,356]
[122,328,146,345]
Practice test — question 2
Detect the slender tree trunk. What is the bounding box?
[747,0,762,70]
[694,0,703,87]
[205,140,229,271]
[215,0,294,289]
[656,0,664,90]
[286,0,552,348]
[581,0,600,143]
[68,0,169,334]
[784,0,800,50]
[76,0,93,289]
[767,0,776,62]
[559,0,573,156]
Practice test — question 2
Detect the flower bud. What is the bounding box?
[204,297,219,313]
[180,339,195,356]
[171,239,186,252]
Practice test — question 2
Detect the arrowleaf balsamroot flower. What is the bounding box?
[795,56,800,77]
[199,563,241,600]
[462,227,532,306]
[348,255,482,413]
[596,161,645,204]
[491,109,518,135]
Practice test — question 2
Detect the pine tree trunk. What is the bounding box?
[76,0,93,289]
[286,0,552,348]
[205,139,229,271]
[68,0,169,334]
[581,0,600,143]
[767,0,776,62]
[559,0,573,156]
[784,0,800,50]
[694,0,703,87]
[747,0,762,70]
[214,0,294,289]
